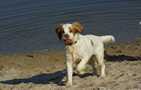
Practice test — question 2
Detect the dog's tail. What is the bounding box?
[100,35,115,43]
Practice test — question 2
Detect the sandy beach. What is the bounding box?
[0,37,141,90]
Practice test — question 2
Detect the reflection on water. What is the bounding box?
[0,0,141,54]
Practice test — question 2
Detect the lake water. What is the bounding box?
[0,0,141,55]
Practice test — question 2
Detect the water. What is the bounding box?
[0,0,141,55]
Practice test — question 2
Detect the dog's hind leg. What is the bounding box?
[95,53,105,78]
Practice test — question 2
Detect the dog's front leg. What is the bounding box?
[76,56,89,75]
[66,53,73,86]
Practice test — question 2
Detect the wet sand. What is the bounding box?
[0,37,141,90]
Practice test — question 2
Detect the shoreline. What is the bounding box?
[0,37,141,89]
[0,35,140,56]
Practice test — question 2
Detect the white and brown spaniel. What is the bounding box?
[56,22,115,86]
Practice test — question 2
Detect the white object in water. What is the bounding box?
[139,21,141,25]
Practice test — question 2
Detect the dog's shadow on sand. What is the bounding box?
[0,70,66,85]
[0,69,95,86]
[0,69,93,86]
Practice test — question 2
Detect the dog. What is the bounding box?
[56,22,115,86]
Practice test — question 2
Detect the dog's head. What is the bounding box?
[56,22,83,45]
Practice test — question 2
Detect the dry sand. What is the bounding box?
[0,37,141,90]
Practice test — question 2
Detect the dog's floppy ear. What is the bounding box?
[72,22,83,33]
[56,24,63,40]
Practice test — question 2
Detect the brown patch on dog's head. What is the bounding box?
[56,24,64,40]
[72,22,83,33]
[91,40,94,47]
[68,27,77,36]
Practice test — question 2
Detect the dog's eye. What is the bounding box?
[61,30,64,33]
[69,30,72,33]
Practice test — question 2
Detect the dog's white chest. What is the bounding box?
[66,45,82,64]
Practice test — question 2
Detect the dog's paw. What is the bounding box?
[99,74,105,78]
[66,82,72,87]
[76,70,84,75]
